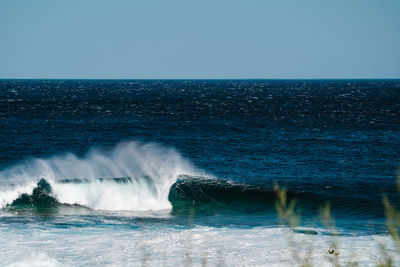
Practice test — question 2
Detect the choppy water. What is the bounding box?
[0,79,399,266]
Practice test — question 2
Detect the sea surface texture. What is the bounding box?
[0,80,399,266]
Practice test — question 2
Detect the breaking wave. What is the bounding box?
[0,141,204,211]
[0,141,392,217]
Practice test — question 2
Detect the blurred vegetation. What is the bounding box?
[273,169,400,267]
[274,184,313,267]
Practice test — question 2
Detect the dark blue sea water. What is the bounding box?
[0,79,399,265]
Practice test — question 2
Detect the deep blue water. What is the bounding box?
[0,79,400,228]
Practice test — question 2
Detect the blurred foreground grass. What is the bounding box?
[274,170,400,267]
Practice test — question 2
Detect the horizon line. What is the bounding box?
[1,77,400,81]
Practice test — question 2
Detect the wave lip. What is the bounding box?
[168,176,276,214]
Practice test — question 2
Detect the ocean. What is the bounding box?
[0,79,399,266]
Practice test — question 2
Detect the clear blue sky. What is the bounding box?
[0,0,399,79]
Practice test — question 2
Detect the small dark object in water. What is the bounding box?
[328,247,340,256]
[293,229,318,235]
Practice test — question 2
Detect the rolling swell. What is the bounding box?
[168,176,276,214]
[168,176,390,217]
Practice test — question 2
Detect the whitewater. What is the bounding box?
[1,223,397,266]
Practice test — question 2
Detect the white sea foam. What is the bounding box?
[0,224,397,266]
[5,253,62,267]
[0,141,205,210]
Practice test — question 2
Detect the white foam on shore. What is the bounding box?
[5,253,61,267]
[0,225,397,266]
